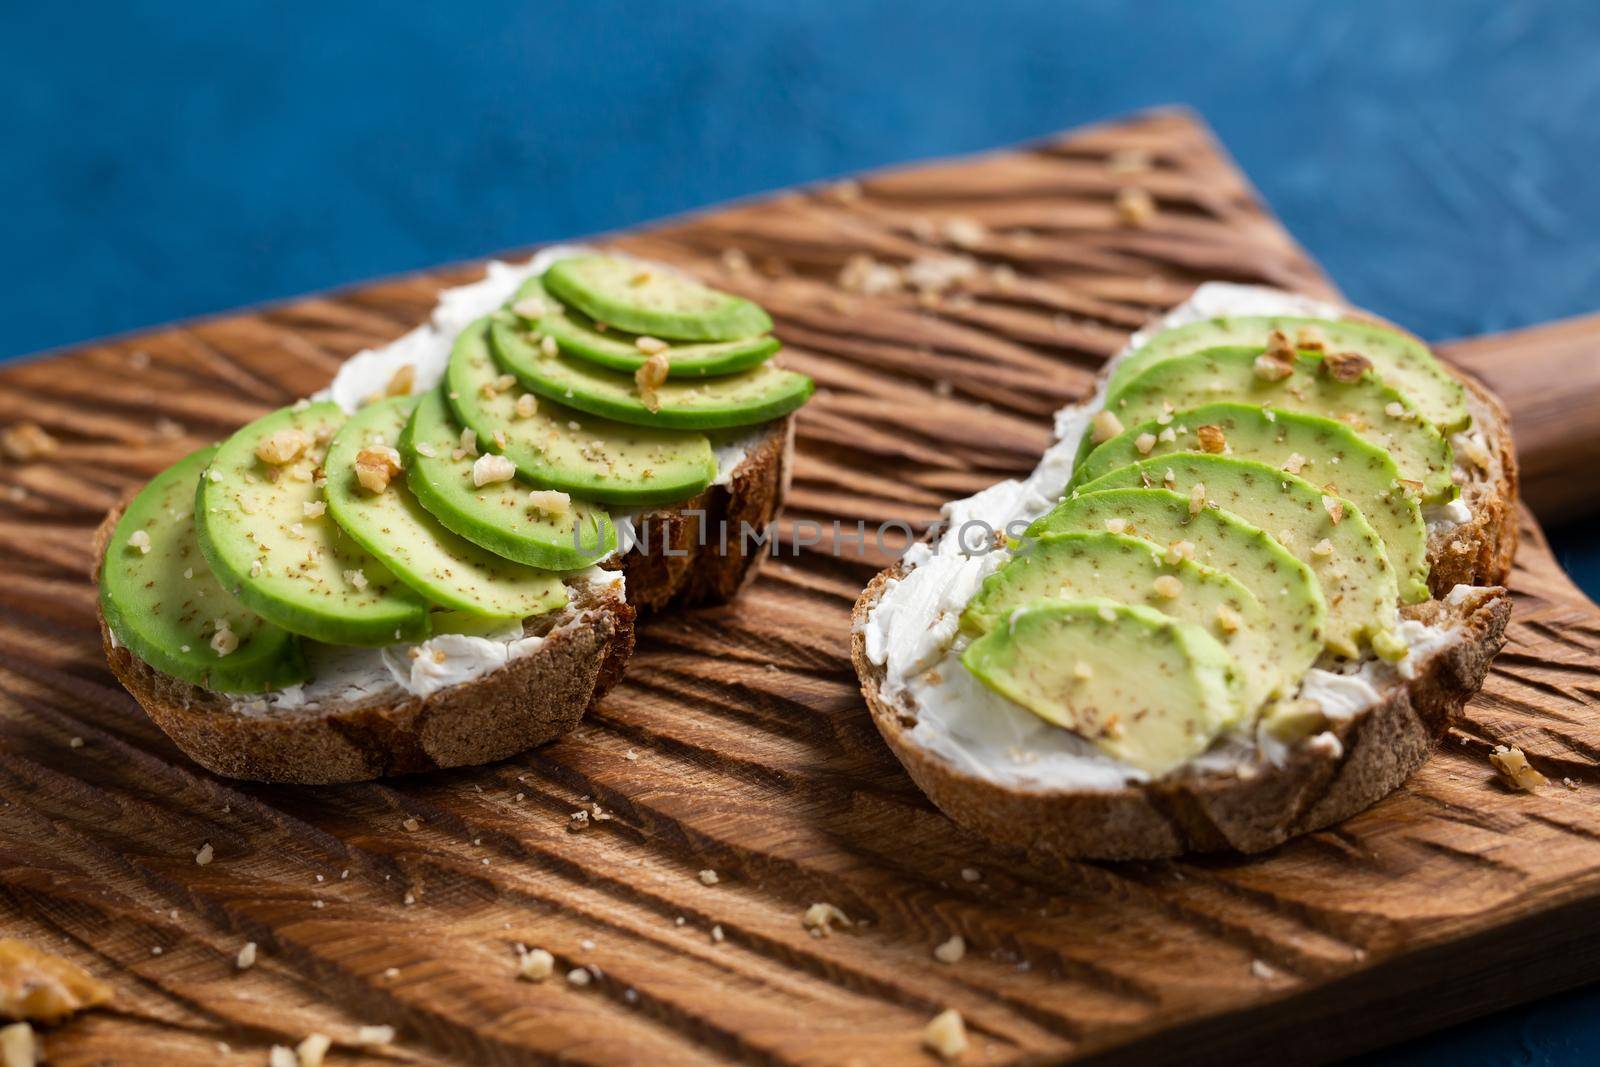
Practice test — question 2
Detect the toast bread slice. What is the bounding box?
[850,323,1517,861]
[95,417,791,784]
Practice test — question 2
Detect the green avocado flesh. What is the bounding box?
[1076,402,1430,603]
[513,279,779,378]
[1107,316,1470,432]
[99,447,309,693]
[1027,488,1326,679]
[962,532,1282,711]
[1101,347,1456,502]
[325,396,570,619]
[402,388,618,569]
[489,317,813,430]
[962,598,1244,776]
[542,254,773,341]
[195,402,431,647]
[445,317,716,506]
[1074,456,1397,657]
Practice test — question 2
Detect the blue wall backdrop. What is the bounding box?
[3,3,1597,1062]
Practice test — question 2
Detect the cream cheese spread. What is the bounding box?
[861,283,1488,792]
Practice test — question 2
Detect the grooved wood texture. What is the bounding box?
[1,108,1597,1066]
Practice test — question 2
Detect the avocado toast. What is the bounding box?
[97,249,809,783]
[851,283,1515,861]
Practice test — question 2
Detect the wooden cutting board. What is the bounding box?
[3,108,1599,1067]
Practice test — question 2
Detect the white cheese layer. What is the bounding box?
[861,283,1479,792]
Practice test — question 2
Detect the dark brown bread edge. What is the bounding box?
[92,416,791,784]
[849,362,1518,861]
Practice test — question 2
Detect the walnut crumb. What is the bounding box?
[1321,495,1344,525]
[210,627,238,657]
[634,335,669,355]
[1216,605,1241,634]
[514,393,539,419]
[1188,481,1207,516]
[1104,517,1128,534]
[634,352,671,412]
[354,444,403,493]
[343,569,369,592]
[296,1033,331,1067]
[1,422,59,461]
[354,1026,395,1047]
[1134,432,1157,455]
[1296,325,1326,351]
[401,817,420,832]
[236,941,257,970]
[516,946,554,981]
[1312,538,1335,557]
[128,529,152,554]
[527,490,571,519]
[1115,186,1156,227]
[1490,745,1548,792]
[195,842,214,866]
[1281,452,1308,474]
[255,428,309,466]
[1090,409,1124,444]
[801,903,851,938]
[1323,350,1373,382]
[472,453,516,487]
[1196,424,1226,453]
[933,935,966,964]
[922,1008,969,1061]
[385,365,416,397]
[1152,575,1183,599]
[1164,539,1195,563]
[697,869,719,886]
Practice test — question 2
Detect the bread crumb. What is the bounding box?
[567,967,592,987]
[296,1033,331,1067]
[1,422,58,462]
[697,869,719,886]
[801,902,851,937]
[1490,745,1548,792]
[933,935,966,964]
[1115,186,1156,227]
[922,1008,968,1061]
[516,946,554,981]
[472,453,516,488]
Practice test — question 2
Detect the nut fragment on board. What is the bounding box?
[1490,745,1548,792]
[0,940,113,1023]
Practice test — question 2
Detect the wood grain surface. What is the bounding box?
[2,108,1598,1066]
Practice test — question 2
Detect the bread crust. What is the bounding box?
[849,356,1517,861]
[95,415,793,784]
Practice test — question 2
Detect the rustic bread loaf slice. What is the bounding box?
[850,293,1518,861]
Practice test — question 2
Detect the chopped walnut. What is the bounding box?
[526,490,572,519]
[1106,148,1152,175]
[1152,575,1183,599]
[0,940,113,1024]
[195,842,214,866]
[255,428,310,466]
[1321,495,1344,524]
[1090,409,1124,444]
[697,869,719,886]
[923,1009,969,1062]
[1323,350,1373,382]
[472,453,516,487]
[1295,325,1327,351]
[1397,478,1424,498]
[1312,538,1334,557]
[1490,745,1548,792]
[236,941,257,970]
[511,294,551,319]
[516,946,555,981]
[1115,186,1156,227]
[1104,517,1128,534]
[1188,481,1207,516]
[210,628,238,657]
[1134,432,1157,455]
[801,903,851,938]
[354,1026,395,1047]
[514,393,539,419]
[385,365,416,397]
[355,445,403,493]
[1384,401,1408,419]
[1253,353,1294,382]
[343,569,369,592]
[128,529,152,555]
[1072,660,1093,681]
[1281,452,1308,474]
[634,352,670,413]
[540,334,559,358]
[1164,539,1194,563]
[0,422,59,463]
[1196,424,1226,454]
[1216,605,1241,633]
[933,935,966,964]
[634,335,669,355]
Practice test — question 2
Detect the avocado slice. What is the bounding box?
[1027,488,1326,680]
[963,531,1282,711]
[963,597,1245,776]
[1074,456,1398,657]
[513,278,779,378]
[325,396,570,619]
[1100,347,1456,502]
[445,318,716,506]
[1076,402,1431,603]
[542,254,772,341]
[196,402,431,647]
[100,446,309,693]
[401,388,618,569]
[489,317,813,430]
[1108,316,1470,432]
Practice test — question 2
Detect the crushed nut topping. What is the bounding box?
[1295,325,1327,351]
[459,427,478,457]
[195,842,214,866]
[0,422,59,462]
[1107,147,1152,174]
[472,453,516,487]
[1281,452,1308,474]
[1134,432,1157,455]
[838,254,902,295]
[516,945,555,981]
[344,569,369,592]
[1321,495,1344,525]
[527,490,572,519]
[566,967,592,987]
[237,942,257,970]
[540,334,559,357]
[296,1033,332,1067]
[942,215,986,248]
[1164,539,1195,563]
[634,335,669,356]
[255,428,309,466]
[1071,660,1093,681]
[635,352,671,413]
[354,1026,395,1047]
[0,1022,36,1067]
[933,935,966,964]
[1312,538,1335,557]
[1152,575,1183,599]
[210,628,238,657]
[923,1008,969,1062]
[1104,517,1127,534]
[801,903,851,938]
[1196,424,1226,454]
[1090,410,1124,444]
[1157,426,1177,443]
[1188,481,1207,516]
[1216,605,1241,633]
[355,444,403,494]
[1490,745,1548,792]
[514,393,539,419]
[1397,478,1424,498]
[0,941,112,1024]
[1115,186,1156,228]
[385,365,416,397]
[697,869,719,886]
[128,529,152,554]
[1323,350,1373,383]
[1384,401,1407,419]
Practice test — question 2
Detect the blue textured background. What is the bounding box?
[4,2,1597,1061]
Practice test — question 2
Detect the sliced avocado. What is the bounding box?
[1108,316,1470,432]
[1101,347,1456,502]
[1027,487,1326,679]
[445,318,716,507]
[513,277,779,378]
[489,317,813,430]
[542,254,772,341]
[401,388,618,569]
[1074,455,1397,657]
[325,396,570,619]
[99,446,309,693]
[1076,402,1430,603]
[962,531,1282,711]
[195,402,431,647]
[962,597,1244,776]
